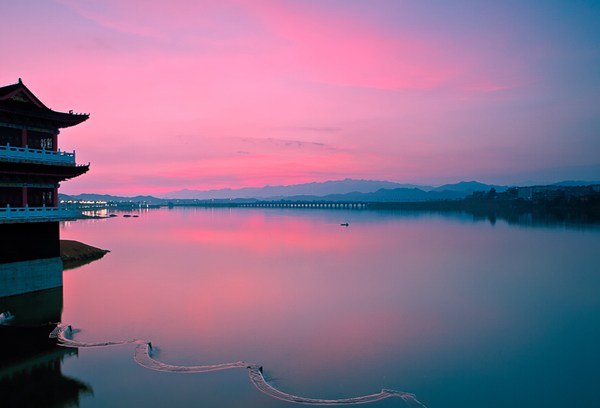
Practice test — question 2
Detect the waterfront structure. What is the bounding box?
[516,185,600,201]
[0,79,89,296]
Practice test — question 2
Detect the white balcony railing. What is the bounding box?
[0,144,75,165]
[0,205,81,223]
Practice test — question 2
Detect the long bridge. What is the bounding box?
[236,202,369,209]
[170,200,454,210]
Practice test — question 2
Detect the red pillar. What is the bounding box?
[21,128,27,147]
[53,187,58,207]
[22,186,28,207]
[52,132,58,151]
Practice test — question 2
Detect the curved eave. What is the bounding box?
[0,106,89,128]
[0,81,89,128]
[0,161,89,181]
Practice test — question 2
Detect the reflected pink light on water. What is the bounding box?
[166,224,351,254]
[55,208,600,407]
[63,210,429,352]
[59,210,586,372]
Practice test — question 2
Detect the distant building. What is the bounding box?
[0,79,89,296]
[517,187,533,201]
[517,185,599,201]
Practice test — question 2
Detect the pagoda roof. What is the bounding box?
[0,160,90,182]
[0,79,89,128]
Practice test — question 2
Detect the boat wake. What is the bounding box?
[50,324,427,407]
[0,311,14,324]
[133,341,249,373]
[50,324,136,347]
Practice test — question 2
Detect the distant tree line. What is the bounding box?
[371,186,600,226]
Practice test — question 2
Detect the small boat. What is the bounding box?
[340,223,349,227]
[123,214,131,218]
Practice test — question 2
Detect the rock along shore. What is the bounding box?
[60,240,109,270]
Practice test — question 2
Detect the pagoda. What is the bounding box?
[0,79,89,296]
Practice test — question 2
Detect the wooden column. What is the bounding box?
[21,128,27,147]
[22,186,28,207]
[52,132,58,151]
[53,187,58,207]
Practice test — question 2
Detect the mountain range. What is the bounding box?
[59,178,599,203]
[161,179,508,200]
[161,179,428,199]
[61,179,507,203]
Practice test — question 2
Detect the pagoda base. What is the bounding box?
[0,257,63,298]
[0,222,60,263]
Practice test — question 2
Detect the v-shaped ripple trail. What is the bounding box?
[50,324,427,407]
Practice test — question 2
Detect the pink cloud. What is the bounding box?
[3,1,595,194]
[246,1,459,90]
[57,0,160,38]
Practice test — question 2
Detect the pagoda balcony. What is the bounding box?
[0,204,82,223]
[0,143,76,166]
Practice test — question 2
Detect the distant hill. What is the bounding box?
[59,193,165,204]
[66,178,600,204]
[266,186,490,202]
[162,178,433,200]
[433,180,507,192]
[169,183,506,203]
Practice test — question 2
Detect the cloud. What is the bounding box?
[465,82,515,93]
[239,137,330,150]
[57,0,160,38]
[276,126,342,133]
[7,0,600,195]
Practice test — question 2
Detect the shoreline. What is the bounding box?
[60,240,109,270]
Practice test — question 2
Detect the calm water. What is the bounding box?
[3,208,600,407]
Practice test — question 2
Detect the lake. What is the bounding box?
[3,207,600,407]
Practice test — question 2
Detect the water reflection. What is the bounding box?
[364,207,600,230]
[466,208,600,229]
[0,287,92,407]
[53,208,600,407]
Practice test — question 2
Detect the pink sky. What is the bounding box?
[2,0,599,195]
